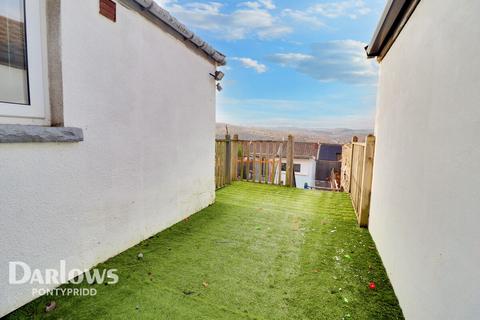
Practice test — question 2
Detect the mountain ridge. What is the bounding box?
[216,123,372,144]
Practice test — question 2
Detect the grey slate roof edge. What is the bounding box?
[131,0,226,66]
[0,125,83,143]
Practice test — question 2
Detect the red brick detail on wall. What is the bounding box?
[100,0,116,22]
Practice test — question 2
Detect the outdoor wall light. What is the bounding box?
[210,71,225,81]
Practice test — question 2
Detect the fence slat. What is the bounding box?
[231,135,238,181]
[225,135,231,185]
[267,143,271,184]
[240,141,245,181]
[259,141,263,183]
[277,142,283,185]
[252,142,257,182]
[261,142,266,183]
[246,142,251,182]
[271,142,278,185]
[266,143,270,184]
[258,141,262,182]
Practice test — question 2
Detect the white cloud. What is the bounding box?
[232,57,267,73]
[259,0,276,10]
[157,0,290,40]
[270,53,314,65]
[282,0,371,29]
[239,0,276,10]
[309,0,371,19]
[239,1,262,9]
[163,2,224,31]
[231,9,274,29]
[257,26,293,40]
[269,40,378,84]
[281,9,325,28]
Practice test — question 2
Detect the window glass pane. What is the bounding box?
[0,0,29,105]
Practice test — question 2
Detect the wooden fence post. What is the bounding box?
[348,136,358,193]
[358,135,375,227]
[286,135,294,187]
[232,135,239,181]
[225,134,232,185]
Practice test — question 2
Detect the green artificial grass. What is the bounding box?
[6,182,403,319]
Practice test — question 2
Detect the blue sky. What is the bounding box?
[158,0,387,129]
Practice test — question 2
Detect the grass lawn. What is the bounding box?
[6,182,403,319]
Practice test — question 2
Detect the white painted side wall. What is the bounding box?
[0,0,217,316]
[281,158,316,189]
[370,1,480,319]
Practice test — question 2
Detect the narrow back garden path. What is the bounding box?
[8,182,403,319]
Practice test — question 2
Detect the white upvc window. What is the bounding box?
[0,0,48,123]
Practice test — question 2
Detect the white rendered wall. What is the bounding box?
[0,0,217,316]
[369,1,480,319]
[281,158,316,189]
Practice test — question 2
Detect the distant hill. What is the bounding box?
[216,123,372,144]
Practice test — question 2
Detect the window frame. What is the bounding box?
[293,164,301,173]
[281,163,302,173]
[0,0,49,124]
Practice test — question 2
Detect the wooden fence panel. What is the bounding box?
[341,135,376,227]
[215,136,295,189]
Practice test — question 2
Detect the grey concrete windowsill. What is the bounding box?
[0,125,83,143]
